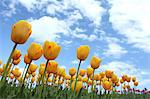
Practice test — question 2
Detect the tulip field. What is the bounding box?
[0,20,150,99]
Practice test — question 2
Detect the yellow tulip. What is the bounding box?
[100,72,105,78]
[43,41,61,60]
[122,75,128,81]
[69,68,76,76]
[0,67,4,73]
[46,61,58,74]
[79,69,86,76]
[126,76,131,82]
[78,75,82,81]
[82,77,88,82]
[26,73,29,79]
[102,81,111,90]
[12,68,21,77]
[39,64,45,75]
[111,74,118,83]
[31,77,35,83]
[77,45,90,61]
[57,67,65,76]
[12,58,21,65]
[32,72,36,77]
[102,77,108,82]
[105,70,113,78]
[11,20,32,44]
[29,64,38,73]
[0,60,2,65]
[24,54,31,64]
[65,75,71,80]
[86,67,93,77]
[132,77,136,82]
[12,49,21,60]
[71,81,83,92]
[90,56,101,69]
[94,74,99,81]
[27,42,43,60]
[134,81,138,86]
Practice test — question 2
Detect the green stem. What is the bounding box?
[21,64,27,78]
[1,43,17,82]
[87,77,89,90]
[70,76,72,88]
[74,60,82,93]
[91,69,95,92]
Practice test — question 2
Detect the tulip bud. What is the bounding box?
[105,70,113,78]
[65,75,71,80]
[102,81,111,90]
[120,79,124,84]
[79,69,86,76]
[82,77,88,82]
[126,76,131,82]
[111,74,118,83]
[57,67,65,76]
[90,56,101,69]
[94,74,99,81]
[27,42,43,60]
[132,77,136,82]
[71,81,83,92]
[46,61,58,74]
[134,81,138,86]
[32,72,36,77]
[31,77,35,83]
[0,67,4,73]
[11,20,32,44]
[39,64,45,75]
[24,54,31,64]
[122,75,128,81]
[77,45,90,61]
[13,58,21,65]
[69,68,76,76]
[12,49,21,60]
[43,41,61,60]
[99,72,105,78]
[29,64,38,73]
[86,67,93,77]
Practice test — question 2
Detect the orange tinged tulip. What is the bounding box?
[132,77,136,82]
[126,76,131,82]
[86,67,93,77]
[0,68,4,73]
[120,79,124,84]
[65,75,71,80]
[39,64,45,75]
[57,67,65,76]
[12,49,21,60]
[90,56,101,69]
[11,20,32,44]
[77,45,90,61]
[12,58,21,65]
[46,61,58,74]
[134,81,138,86]
[71,81,83,92]
[79,69,86,76]
[29,64,38,73]
[122,75,128,81]
[69,68,76,76]
[43,41,61,60]
[100,72,105,78]
[105,70,113,78]
[24,54,31,64]
[31,77,35,83]
[0,60,2,65]
[27,42,43,60]
[102,81,111,90]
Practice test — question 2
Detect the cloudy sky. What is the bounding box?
[0,0,150,89]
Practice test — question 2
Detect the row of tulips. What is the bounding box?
[0,20,149,99]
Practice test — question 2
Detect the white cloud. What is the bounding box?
[109,0,150,52]
[29,16,70,42]
[71,60,79,64]
[103,42,127,58]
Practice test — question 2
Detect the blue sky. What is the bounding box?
[0,0,150,89]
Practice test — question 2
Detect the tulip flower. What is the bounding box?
[105,70,114,78]
[12,58,21,65]
[86,67,93,77]
[102,81,111,91]
[57,67,65,77]
[11,20,32,44]
[71,81,83,92]
[24,54,31,64]
[43,41,61,60]
[79,69,86,76]
[74,45,90,93]
[69,68,76,76]
[134,81,138,86]
[90,56,101,92]
[0,60,2,65]
[46,61,58,74]
[31,77,35,83]
[27,42,43,60]
[29,64,38,73]
[132,77,136,82]
[122,75,128,81]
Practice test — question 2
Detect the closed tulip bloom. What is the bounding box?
[26,73,29,79]
[134,81,138,86]
[12,68,21,77]
[0,60,2,65]
[24,54,31,64]
[90,56,101,69]
[132,77,136,82]
[71,81,83,92]
[94,74,99,81]
[11,20,32,44]
[27,42,43,60]
[102,81,111,90]
[102,77,108,82]
[120,79,124,84]
[78,75,83,81]
[13,58,21,65]
[126,76,131,82]
[31,77,35,83]
[39,64,45,75]
[82,77,88,82]
[122,75,128,81]
[86,67,93,77]
[57,67,65,76]
[111,74,118,83]
[12,49,21,60]
[43,41,61,60]
[69,68,76,76]
[88,80,92,85]
[46,61,58,74]
[65,75,71,80]
[0,68,4,73]
[100,72,105,78]
[77,45,90,61]
[105,70,113,78]
[29,64,38,73]
[32,72,36,77]
[79,69,86,76]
